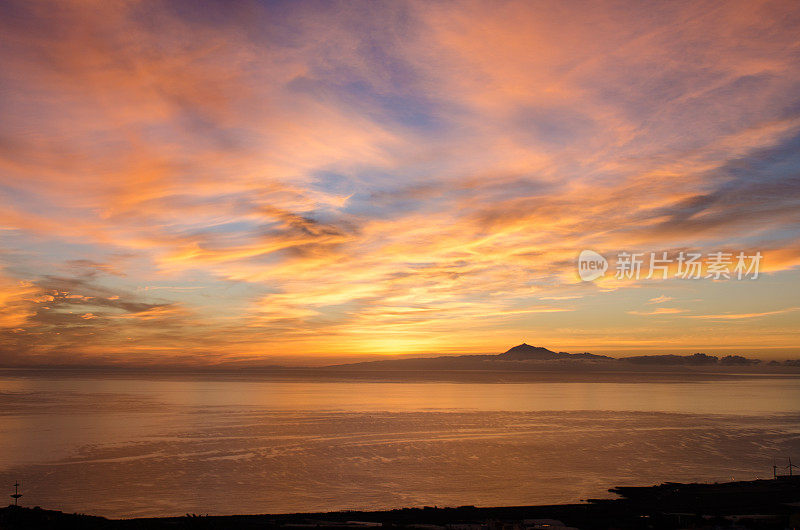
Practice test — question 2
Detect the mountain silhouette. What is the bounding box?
[323,344,781,372]
[497,344,560,360]
[327,344,614,371]
[498,344,613,361]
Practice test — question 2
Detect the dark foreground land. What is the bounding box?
[2,476,800,530]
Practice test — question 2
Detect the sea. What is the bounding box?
[1,369,799,518]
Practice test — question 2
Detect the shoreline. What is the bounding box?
[3,477,799,529]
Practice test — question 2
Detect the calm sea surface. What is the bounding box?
[1,371,799,518]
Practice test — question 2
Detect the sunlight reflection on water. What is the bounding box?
[1,372,799,517]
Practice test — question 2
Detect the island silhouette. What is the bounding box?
[323,343,797,372]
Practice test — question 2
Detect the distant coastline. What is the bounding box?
[324,344,800,373]
[1,344,799,381]
[2,475,799,529]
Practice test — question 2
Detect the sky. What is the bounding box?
[0,0,798,366]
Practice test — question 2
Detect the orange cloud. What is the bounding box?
[0,0,798,364]
[685,308,800,320]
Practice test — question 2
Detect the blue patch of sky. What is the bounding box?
[513,105,597,147]
[0,230,119,277]
[0,184,90,222]
[286,74,450,136]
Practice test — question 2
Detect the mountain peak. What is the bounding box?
[497,344,559,360]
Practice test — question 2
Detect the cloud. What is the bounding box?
[628,308,687,316]
[0,273,38,329]
[685,307,799,320]
[0,0,798,363]
[648,296,675,304]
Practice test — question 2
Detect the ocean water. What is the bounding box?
[1,370,799,518]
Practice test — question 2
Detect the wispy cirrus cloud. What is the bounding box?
[685,308,800,320]
[0,0,798,364]
[628,308,688,316]
[648,296,675,305]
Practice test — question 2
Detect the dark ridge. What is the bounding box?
[497,343,561,360]
[2,475,799,529]
[324,344,798,372]
[498,343,613,361]
[622,353,721,365]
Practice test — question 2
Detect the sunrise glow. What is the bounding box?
[0,0,798,366]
